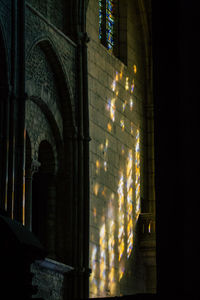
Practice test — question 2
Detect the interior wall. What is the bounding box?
[86,0,150,297]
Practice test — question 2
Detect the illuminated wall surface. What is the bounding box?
[89,67,143,297]
[88,1,145,297]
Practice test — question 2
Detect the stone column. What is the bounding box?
[145,103,156,215]
[25,159,41,231]
[138,213,156,293]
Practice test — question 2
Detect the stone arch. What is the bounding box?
[25,37,77,264]
[25,98,59,171]
[28,96,63,172]
[24,97,60,243]
[26,36,76,135]
[25,37,76,174]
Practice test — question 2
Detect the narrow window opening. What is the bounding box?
[99,0,127,64]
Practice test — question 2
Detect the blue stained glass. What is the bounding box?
[106,0,114,50]
[99,0,115,51]
[99,1,103,39]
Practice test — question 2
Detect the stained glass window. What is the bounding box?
[99,0,117,52]
[106,0,114,50]
[99,0,103,41]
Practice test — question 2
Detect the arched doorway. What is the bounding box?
[32,140,56,259]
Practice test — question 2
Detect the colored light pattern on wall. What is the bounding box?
[131,80,135,93]
[96,159,101,174]
[131,122,134,135]
[99,223,107,293]
[130,97,134,111]
[108,194,116,294]
[121,145,125,155]
[117,173,125,281]
[90,63,141,297]
[122,100,127,112]
[108,215,115,293]
[93,183,100,196]
[120,119,125,131]
[90,246,98,295]
[99,0,115,51]
[107,122,112,132]
[135,129,141,219]
[126,150,133,258]
[109,98,116,122]
[125,77,129,90]
[117,173,125,262]
[133,64,137,74]
[100,138,109,172]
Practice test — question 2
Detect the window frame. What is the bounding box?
[99,0,127,64]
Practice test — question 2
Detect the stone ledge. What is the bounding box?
[34,258,74,274]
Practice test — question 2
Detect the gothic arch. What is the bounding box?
[25,37,77,264]
[29,96,63,172]
[26,36,77,135]
[25,98,59,172]
[25,37,77,176]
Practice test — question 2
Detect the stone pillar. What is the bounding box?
[138,213,156,293]
[25,159,41,231]
[13,0,26,223]
[73,2,90,298]
[145,103,156,215]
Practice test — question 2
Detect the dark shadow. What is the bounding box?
[32,140,55,255]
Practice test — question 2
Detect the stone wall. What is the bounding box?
[24,0,78,269]
[0,0,155,298]
[86,0,151,297]
[31,259,74,300]
[27,0,65,32]
[25,3,77,105]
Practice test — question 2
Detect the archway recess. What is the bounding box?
[32,140,56,259]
